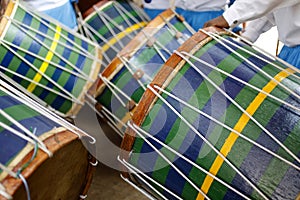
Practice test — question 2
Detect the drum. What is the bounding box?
[0,81,96,200]
[0,0,102,118]
[79,0,149,67]
[89,9,195,136]
[120,27,300,200]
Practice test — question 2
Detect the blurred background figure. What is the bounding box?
[0,0,9,15]
[142,0,170,19]
[21,0,78,29]
[175,0,228,30]
[143,0,240,31]
[203,0,300,69]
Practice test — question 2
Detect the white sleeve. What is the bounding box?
[223,0,300,27]
[241,14,275,42]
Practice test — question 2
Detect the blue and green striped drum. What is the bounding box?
[93,9,195,135]
[120,27,300,200]
[0,0,102,117]
[0,83,95,199]
[80,0,149,67]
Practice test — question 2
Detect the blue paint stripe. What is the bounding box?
[39,31,90,110]
[139,41,237,153]
[0,114,58,165]
[137,39,276,196]
[87,1,143,45]
[14,13,36,83]
[137,42,226,167]
[272,156,300,200]
[227,94,300,198]
[97,23,192,112]
[39,32,75,106]
[87,5,123,42]
[1,12,48,85]
[0,93,22,109]
[119,1,143,22]
[164,157,193,198]
[136,42,233,194]
[179,41,271,159]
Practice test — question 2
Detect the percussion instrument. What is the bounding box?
[120,27,300,200]
[0,0,102,118]
[0,80,96,200]
[79,0,149,67]
[89,9,195,136]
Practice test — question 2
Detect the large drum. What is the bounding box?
[89,9,195,136]
[120,28,300,200]
[79,0,149,67]
[0,81,96,200]
[0,0,102,118]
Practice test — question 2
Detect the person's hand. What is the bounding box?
[203,16,230,29]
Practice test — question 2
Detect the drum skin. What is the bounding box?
[93,9,195,133]
[0,89,94,200]
[121,27,300,199]
[0,0,102,117]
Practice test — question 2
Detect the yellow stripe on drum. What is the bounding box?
[101,22,147,53]
[197,68,295,200]
[27,25,62,92]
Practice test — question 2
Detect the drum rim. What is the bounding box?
[94,9,178,98]
[82,0,111,20]
[0,129,88,197]
[0,127,67,181]
[119,27,229,165]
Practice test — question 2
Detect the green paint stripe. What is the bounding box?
[202,70,297,198]
[0,104,40,132]
[87,6,141,37]
[98,21,191,108]
[132,38,245,192]
[132,40,218,155]
[132,41,296,198]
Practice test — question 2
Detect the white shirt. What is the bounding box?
[21,0,69,11]
[241,16,275,43]
[175,0,227,12]
[143,0,227,11]
[224,0,300,47]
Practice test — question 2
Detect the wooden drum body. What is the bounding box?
[120,28,300,200]
[0,0,102,117]
[0,83,94,200]
[92,9,195,136]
